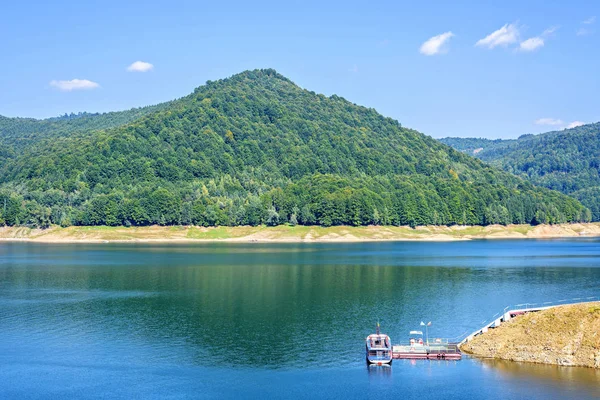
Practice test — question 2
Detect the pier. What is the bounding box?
[392,342,462,360]
[391,332,462,360]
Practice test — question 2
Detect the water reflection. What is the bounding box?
[480,358,600,395]
[366,364,393,379]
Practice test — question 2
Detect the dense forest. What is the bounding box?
[0,69,590,228]
[440,123,600,220]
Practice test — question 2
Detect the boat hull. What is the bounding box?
[366,356,393,365]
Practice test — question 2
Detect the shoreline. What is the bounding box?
[1,223,599,243]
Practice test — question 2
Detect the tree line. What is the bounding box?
[0,173,588,229]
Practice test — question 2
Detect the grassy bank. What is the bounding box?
[1,223,600,243]
[461,302,600,368]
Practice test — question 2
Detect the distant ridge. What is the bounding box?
[440,122,600,220]
[0,102,174,152]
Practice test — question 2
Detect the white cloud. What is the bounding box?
[567,121,585,129]
[127,61,154,72]
[518,26,558,52]
[577,28,590,36]
[49,79,100,92]
[582,16,596,25]
[419,31,455,55]
[542,26,559,36]
[578,17,595,36]
[476,23,520,49]
[519,37,544,52]
[535,119,585,129]
[535,118,564,126]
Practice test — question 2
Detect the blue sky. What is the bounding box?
[1,0,598,139]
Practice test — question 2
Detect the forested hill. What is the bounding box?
[0,69,589,228]
[0,101,173,153]
[440,123,600,220]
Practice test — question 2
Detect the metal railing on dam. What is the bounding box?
[456,295,600,346]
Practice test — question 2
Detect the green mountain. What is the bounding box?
[440,123,600,220]
[0,69,589,228]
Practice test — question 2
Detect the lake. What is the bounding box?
[1,239,599,399]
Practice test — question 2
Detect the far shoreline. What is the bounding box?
[1,223,600,243]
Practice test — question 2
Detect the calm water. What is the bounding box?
[1,239,599,399]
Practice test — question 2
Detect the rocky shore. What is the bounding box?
[461,302,600,368]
